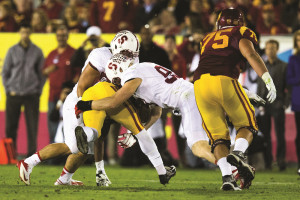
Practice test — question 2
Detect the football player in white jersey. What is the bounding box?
[17,31,141,186]
[76,53,266,188]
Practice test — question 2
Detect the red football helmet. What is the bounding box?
[216,8,244,30]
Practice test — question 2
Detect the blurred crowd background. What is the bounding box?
[0,0,300,35]
[1,0,300,173]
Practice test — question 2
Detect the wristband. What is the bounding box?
[77,100,93,111]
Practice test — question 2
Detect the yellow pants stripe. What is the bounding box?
[110,85,143,132]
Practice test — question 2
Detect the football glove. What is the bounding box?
[117,133,136,148]
[75,104,83,119]
[76,100,93,112]
[243,88,266,106]
[262,72,276,103]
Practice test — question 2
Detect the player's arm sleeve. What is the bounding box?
[121,66,142,86]
[237,26,258,48]
[86,49,106,72]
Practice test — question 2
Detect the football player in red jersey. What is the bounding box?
[193,8,276,190]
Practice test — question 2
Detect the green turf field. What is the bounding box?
[0,164,299,200]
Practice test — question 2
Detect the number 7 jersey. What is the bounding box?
[193,26,258,80]
[121,62,191,108]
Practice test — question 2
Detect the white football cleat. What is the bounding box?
[17,160,33,185]
[96,171,111,186]
[54,179,84,186]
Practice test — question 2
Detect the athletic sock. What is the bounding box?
[24,152,42,167]
[95,160,106,174]
[57,167,74,184]
[217,157,232,176]
[82,126,98,142]
[156,164,167,175]
[233,138,249,153]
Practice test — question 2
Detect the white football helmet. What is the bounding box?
[105,53,133,85]
[110,30,140,58]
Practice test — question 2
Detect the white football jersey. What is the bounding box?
[71,47,112,96]
[121,62,191,108]
[81,47,112,73]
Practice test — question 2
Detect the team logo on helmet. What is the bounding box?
[105,53,134,85]
[216,8,244,30]
[110,30,140,59]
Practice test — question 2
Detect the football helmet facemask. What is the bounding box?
[216,8,244,30]
[110,30,140,59]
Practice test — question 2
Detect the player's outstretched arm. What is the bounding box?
[239,39,276,103]
[76,78,142,112]
[93,78,142,110]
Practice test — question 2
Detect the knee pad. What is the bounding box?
[211,139,231,153]
[237,126,258,136]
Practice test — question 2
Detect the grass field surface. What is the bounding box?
[0,164,299,200]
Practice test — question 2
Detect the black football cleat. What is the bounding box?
[227,151,255,189]
[75,126,88,154]
[221,175,241,191]
[159,165,176,185]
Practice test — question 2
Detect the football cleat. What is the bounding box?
[17,160,33,185]
[159,165,176,185]
[221,175,241,191]
[54,179,84,186]
[75,126,89,154]
[227,151,255,189]
[96,171,112,186]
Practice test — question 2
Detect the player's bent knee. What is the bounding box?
[191,140,208,157]
[211,139,231,153]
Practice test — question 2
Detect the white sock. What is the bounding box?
[217,157,232,176]
[156,164,167,175]
[135,129,166,175]
[95,160,106,174]
[234,138,249,153]
[58,167,74,183]
[24,152,41,167]
[82,126,98,142]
